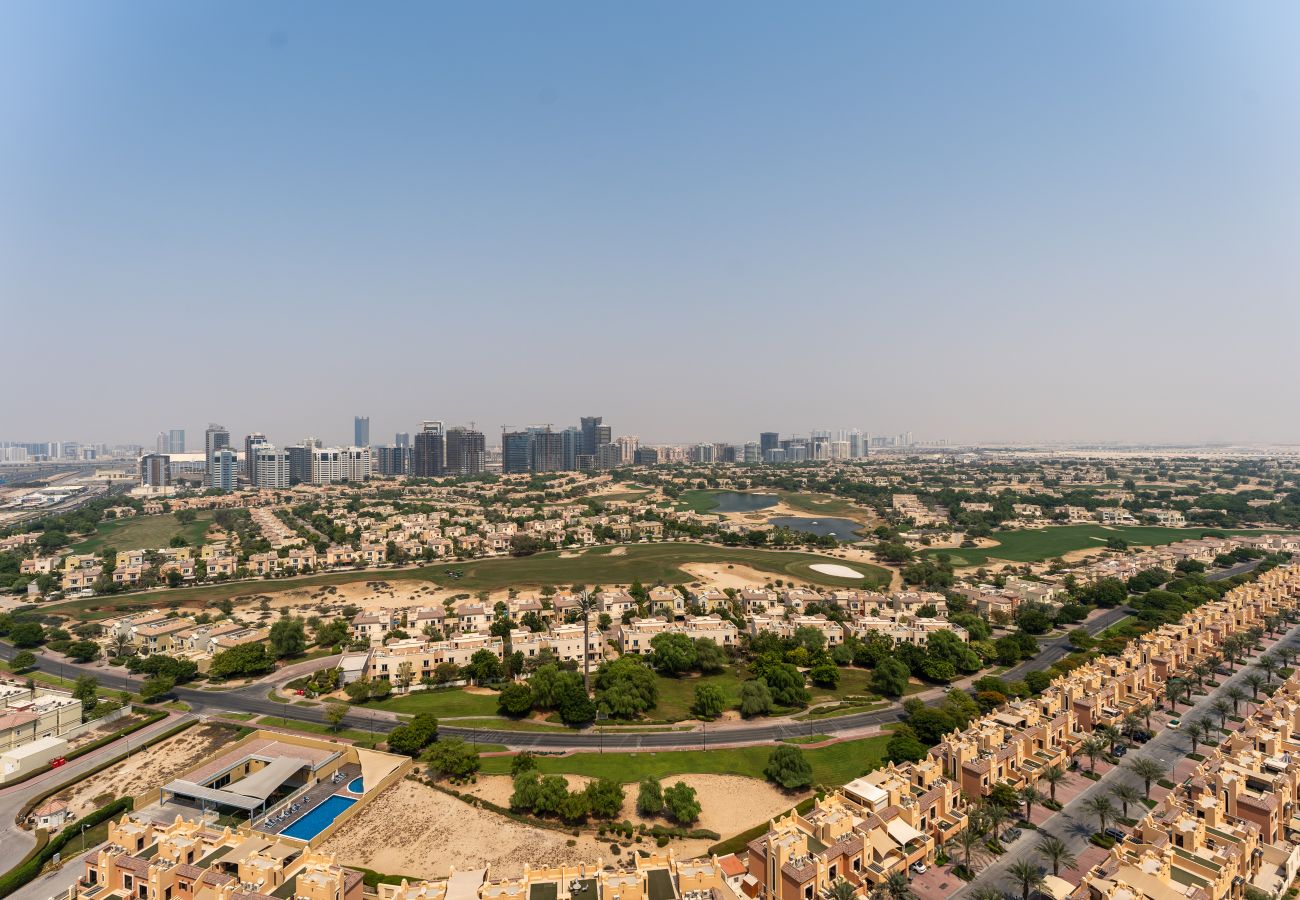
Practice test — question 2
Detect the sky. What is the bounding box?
[3,1,1299,448]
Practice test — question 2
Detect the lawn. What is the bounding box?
[49,542,890,618]
[920,525,1280,567]
[478,733,891,786]
[72,512,215,554]
[254,716,383,749]
[361,688,501,718]
[677,490,724,513]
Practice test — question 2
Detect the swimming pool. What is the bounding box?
[280,795,356,841]
[347,776,363,794]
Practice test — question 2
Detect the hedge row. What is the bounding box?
[0,797,134,898]
[4,708,168,789]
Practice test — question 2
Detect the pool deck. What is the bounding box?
[258,762,361,839]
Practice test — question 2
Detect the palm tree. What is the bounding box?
[1244,672,1266,700]
[1039,764,1070,804]
[1191,661,1212,691]
[1165,678,1185,711]
[1081,795,1116,836]
[1036,835,1077,877]
[1111,781,1144,820]
[1257,654,1279,683]
[1006,860,1045,900]
[1226,685,1247,715]
[1186,719,1206,756]
[1098,725,1123,755]
[1127,757,1166,798]
[1121,713,1143,745]
[1019,785,1045,825]
[110,633,133,658]
[1211,698,1232,732]
[576,590,599,693]
[983,801,1009,846]
[831,878,857,900]
[873,871,915,900]
[1138,703,1153,732]
[968,889,1003,900]
[953,823,986,876]
[1081,735,1106,773]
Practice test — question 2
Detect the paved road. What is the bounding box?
[960,618,1300,897]
[0,606,1135,750]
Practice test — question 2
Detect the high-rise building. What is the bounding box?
[691,443,715,464]
[445,427,486,475]
[311,447,345,484]
[595,443,622,469]
[634,447,660,465]
[394,432,411,448]
[155,432,169,454]
[376,445,410,477]
[531,428,564,472]
[759,432,780,456]
[501,431,532,474]
[615,435,639,463]
[848,430,864,458]
[354,416,370,447]
[579,416,601,457]
[254,446,291,489]
[244,433,268,486]
[412,421,445,477]
[342,446,371,482]
[743,442,761,463]
[209,448,238,491]
[286,444,312,484]
[204,424,230,489]
[561,427,581,471]
[139,453,170,488]
[169,429,185,454]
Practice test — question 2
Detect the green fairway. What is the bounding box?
[360,688,501,718]
[677,490,723,513]
[478,734,891,785]
[49,542,890,618]
[921,525,1283,567]
[776,492,872,525]
[72,512,215,554]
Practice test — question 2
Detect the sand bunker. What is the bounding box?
[809,563,865,578]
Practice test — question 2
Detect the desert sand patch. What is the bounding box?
[679,562,785,590]
[48,723,235,819]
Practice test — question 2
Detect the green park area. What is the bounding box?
[72,512,214,554]
[50,542,890,618]
[677,489,870,525]
[477,733,891,786]
[921,524,1283,567]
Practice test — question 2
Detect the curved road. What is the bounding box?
[0,606,1136,750]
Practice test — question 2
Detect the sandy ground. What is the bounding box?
[65,713,151,751]
[321,774,798,878]
[234,580,445,618]
[48,723,235,820]
[679,562,785,590]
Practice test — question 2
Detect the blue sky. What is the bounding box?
[3,2,1299,446]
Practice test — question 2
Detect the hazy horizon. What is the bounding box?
[4,2,1299,447]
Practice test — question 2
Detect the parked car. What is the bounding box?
[1002,828,1022,843]
[1168,719,1181,729]
[1113,745,1128,757]
[910,862,927,875]
[1104,827,1126,842]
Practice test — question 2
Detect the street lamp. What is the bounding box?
[80,823,88,853]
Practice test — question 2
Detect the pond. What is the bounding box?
[709,491,779,513]
[769,516,866,542]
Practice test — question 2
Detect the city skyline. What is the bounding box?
[4,2,1300,444]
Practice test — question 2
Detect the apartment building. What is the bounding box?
[620,615,739,654]
[360,634,505,682]
[748,614,845,646]
[510,623,602,666]
[0,681,84,751]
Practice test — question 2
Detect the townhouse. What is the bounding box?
[620,615,739,655]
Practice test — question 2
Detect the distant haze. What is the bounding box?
[3,2,1299,446]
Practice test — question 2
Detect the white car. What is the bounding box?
[910,862,927,875]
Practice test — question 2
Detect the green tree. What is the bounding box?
[584,778,625,818]
[498,681,534,717]
[809,660,839,689]
[870,657,911,698]
[209,642,275,679]
[1111,781,1143,819]
[72,675,99,712]
[663,781,701,825]
[269,618,308,658]
[9,622,44,648]
[1126,757,1165,798]
[66,641,100,664]
[141,674,175,703]
[739,680,774,718]
[764,746,813,791]
[691,683,726,719]
[324,700,349,731]
[637,776,664,815]
[10,650,36,673]
[693,638,725,674]
[1038,764,1070,803]
[426,738,481,782]
[650,632,697,675]
[1006,860,1045,900]
[1081,795,1116,835]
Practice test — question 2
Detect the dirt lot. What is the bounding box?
[65,712,150,751]
[319,773,797,879]
[47,723,237,820]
